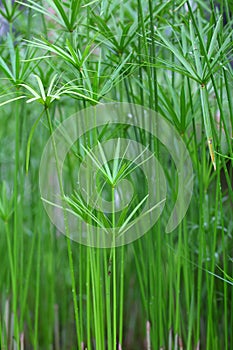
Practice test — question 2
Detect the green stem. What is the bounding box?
[112,185,117,350]
[105,247,112,350]
[33,218,41,350]
[45,107,81,349]
[13,98,20,346]
[118,245,124,348]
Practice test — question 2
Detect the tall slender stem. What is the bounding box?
[112,185,117,350]
[45,107,81,350]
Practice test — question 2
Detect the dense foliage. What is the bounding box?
[0,1,232,349]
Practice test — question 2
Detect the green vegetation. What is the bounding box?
[0,0,232,349]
